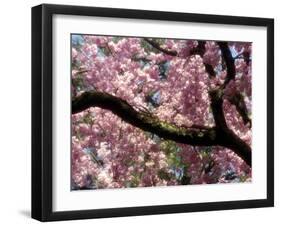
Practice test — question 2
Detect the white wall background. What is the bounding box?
[0,0,279,225]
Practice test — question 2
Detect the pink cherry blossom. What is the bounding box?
[71,35,252,189]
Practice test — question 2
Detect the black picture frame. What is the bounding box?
[32,3,274,222]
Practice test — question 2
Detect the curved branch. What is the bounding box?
[209,89,251,166]
[209,89,228,129]
[145,39,215,79]
[72,91,217,146]
[189,41,216,78]
[189,40,206,57]
[143,38,177,56]
[218,41,252,128]
[72,90,252,166]
[217,41,236,87]
[218,128,252,166]
[227,93,251,128]
[72,41,252,167]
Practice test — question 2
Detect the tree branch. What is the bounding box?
[72,90,252,166]
[144,39,216,79]
[72,40,252,167]
[227,93,251,127]
[72,91,217,146]
[143,38,178,56]
[190,40,206,57]
[217,42,236,87]
[189,41,216,78]
[218,41,252,128]
[209,89,251,166]
[206,42,251,166]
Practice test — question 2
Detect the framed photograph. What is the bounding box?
[32,4,274,221]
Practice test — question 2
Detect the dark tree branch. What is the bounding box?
[189,41,216,78]
[131,56,152,63]
[209,89,251,166]
[144,39,216,79]
[204,63,216,78]
[207,42,251,166]
[227,93,251,128]
[72,91,217,146]
[72,90,252,166]
[209,89,228,129]
[217,41,252,128]
[72,40,252,167]
[234,52,251,65]
[143,39,214,79]
[190,41,206,57]
[74,69,89,75]
[143,38,177,56]
[217,42,236,87]
[218,127,252,166]
[242,52,251,65]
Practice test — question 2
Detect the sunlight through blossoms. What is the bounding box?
[71,35,252,190]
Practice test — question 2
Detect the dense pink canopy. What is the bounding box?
[71,35,252,189]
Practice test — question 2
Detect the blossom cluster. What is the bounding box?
[71,35,252,189]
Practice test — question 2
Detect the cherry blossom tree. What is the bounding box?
[71,35,252,189]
